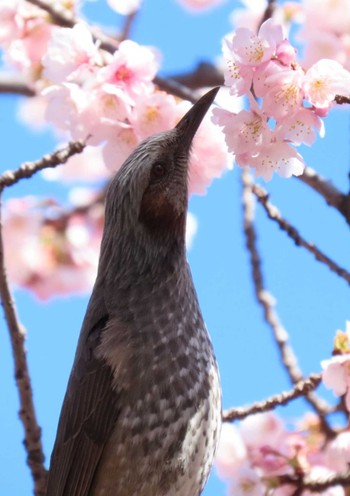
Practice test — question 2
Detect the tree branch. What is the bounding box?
[252,183,350,286]
[297,166,350,225]
[241,169,333,434]
[278,469,350,492]
[0,74,36,97]
[223,374,322,422]
[0,140,85,192]
[0,195,47,495]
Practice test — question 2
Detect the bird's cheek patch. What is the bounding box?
[139,187,181,231]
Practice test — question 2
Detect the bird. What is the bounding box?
[46,86,222,496]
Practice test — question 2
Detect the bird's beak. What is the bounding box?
[175,86,220,149]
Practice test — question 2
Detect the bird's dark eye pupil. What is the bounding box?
[152,162,166,178]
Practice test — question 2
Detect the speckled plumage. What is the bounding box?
[47,88,222,496]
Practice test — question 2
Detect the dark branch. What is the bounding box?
[278,469,350,492]
[0,140,85,191]
[253,183,350,286]
[297,166,350,225]
[0,195,47,495]
[241,169,333,435]
[223,374,322,422]
[260,0,277,25]
[0,74,36,97]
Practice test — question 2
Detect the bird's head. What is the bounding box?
[101,87,219,276]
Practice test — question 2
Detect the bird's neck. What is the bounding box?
[97,225,188,299]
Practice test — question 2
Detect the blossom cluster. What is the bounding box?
[322,321,350,412]
[214,18,350,180]
[0,1,232,297]
[216,412,349,496]
[298,0,350,71]
[0,2,230,194]
[2,192,104,299]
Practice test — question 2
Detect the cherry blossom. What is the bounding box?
[321,355,350,411]
[2,195,103,300]
[176,0,225,10]
[42,23,101,84]
[97,40,159,98]
[42,146,111,183]
[298,0,350,70]
[107,0,142,15]
[303,59,350,110]
[231,19,283,67]
[130,91,178,140]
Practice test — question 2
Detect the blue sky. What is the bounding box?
[1,1,350,495]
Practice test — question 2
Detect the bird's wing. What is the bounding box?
[47,302,122,496]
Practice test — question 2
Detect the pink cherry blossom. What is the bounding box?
[231,18,283,67]
[102,123,139,172]
[222,37,254,96]
[261,67,304,119]
[276,108,325,146]
[97,40,159,98]
[215,423,247,479]
[130,91,178,140]
[42,145,111,183]
[321,354,350,410]
[303,59,350,109]
[276,39,297,66]
[176,0,225,10]
[251,141,305,181]
[213,107,271,157]
[227,464,265,496]
[240,412,286,449]
[0,0,25,43]
[325,431,350,473]
[3,194,104,299]
[5,18,52,76]
[107,0,142,15]
[43,23,101,84]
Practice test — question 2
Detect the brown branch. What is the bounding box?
[120,11,138,41]
[278,469,350,492]
[0,140,85,192]
[297,166,350,225]
[241,169,333,434]
[26,0,119,53]
[252,183,350,286]
[223,374,322,422]
[167,62,223,90]
[260,0,277,25]
[335,95,350,105]
[0,195,47,495]
[0,74,36,97]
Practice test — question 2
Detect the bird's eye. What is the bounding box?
[151,162,166,180]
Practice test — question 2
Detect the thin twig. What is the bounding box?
[0,195,47,495]
[297,166,350,225]
[0,140,85,191]
[223,374,322,422]
[260,0,277,25]
[278,469,350,492]
[120,11,137,41]
[0,74,36,97]
[241,169,333,435]
[252,183,350,286]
